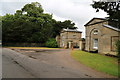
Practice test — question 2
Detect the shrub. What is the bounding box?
[115,40,120,61]
[45,38,58,48]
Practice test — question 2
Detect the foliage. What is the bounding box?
[0,16,2,40]
[91,1,120,28]
[115,40,120,61]
[45,38,58,48]
[52,20,77,37]
[92,1,120,19]
[2,2,77,44]
[71,50,118,77]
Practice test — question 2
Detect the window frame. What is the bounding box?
[93,39,98,49]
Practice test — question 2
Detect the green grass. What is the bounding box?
[71,50,118,77]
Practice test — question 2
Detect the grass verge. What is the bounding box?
[71,50,118,77]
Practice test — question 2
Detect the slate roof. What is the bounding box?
[62,29,82,33]
[103,24,120,32]
[84,17,119,31]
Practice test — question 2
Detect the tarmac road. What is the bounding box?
[2,54,35,78]
[2,48,116,78]
[0,48,2,79]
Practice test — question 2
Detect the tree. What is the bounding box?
[52,20,77,37]
[116,40,120,62]
[45,38,58,48]
[92,1,120,28]
[2,2,77,45]
[21,2,44,17]
[0,16,2,40]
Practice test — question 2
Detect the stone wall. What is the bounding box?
[85,19,120,55]
[59,31,82,48]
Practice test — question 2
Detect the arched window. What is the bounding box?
[93,29,98,35]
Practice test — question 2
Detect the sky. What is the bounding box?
[0,0,108,38]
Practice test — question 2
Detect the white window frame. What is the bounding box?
[62,35,65,39]
[62,40,64,47]
[93,39,98,49]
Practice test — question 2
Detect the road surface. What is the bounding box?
[2,48,115,78]
[2,55,35,78]
[0,48,2,79]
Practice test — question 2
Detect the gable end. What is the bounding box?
[84,18,107,27]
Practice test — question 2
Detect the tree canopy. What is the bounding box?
[2,2,77,44]
[92,1,120,21]
[0,16,2,40]
[92,1,120,29]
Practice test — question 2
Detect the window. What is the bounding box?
[93,39,98,49]
[62,40,64,47]
[62,35,65,39]
[94,29,98,35]
[73,35,76,36]
[73,35,76,39]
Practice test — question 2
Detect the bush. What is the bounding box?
[45,38,58,48]
[115,40,120,61]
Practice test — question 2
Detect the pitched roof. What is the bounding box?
[103,24,120,32]
[85,17,119,31]
[62,29,82,33]
[84,17,107,26]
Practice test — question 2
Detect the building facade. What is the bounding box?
[56,29,82,48]
[85,18,120,55]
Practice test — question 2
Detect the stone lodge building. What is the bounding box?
[84,18,120,55]
[56,29,82,48]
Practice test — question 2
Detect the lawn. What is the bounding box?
[71,50,118,77]
[7,47,60,49]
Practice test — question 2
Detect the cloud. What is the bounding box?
[0,0,37,2]
[0,3,2,15]
[40,0,108,37]
[1,0,108,38]
[1,2,28,15]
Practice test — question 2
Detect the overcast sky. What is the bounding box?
[0,0,108,38]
